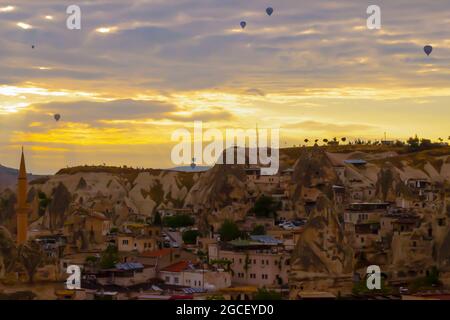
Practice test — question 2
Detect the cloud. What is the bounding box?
[168,108,236,122]
[283,120,376,133]
[245,88,265,96]
[28,99,177,124]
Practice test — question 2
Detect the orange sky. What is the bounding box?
[0,1,449,174]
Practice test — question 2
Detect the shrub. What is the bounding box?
[253,288,282,300]
[218,220,241,242]
[182,230,201,245]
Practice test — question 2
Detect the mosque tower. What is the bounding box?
[16,147,29,245]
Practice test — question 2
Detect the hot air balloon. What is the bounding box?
[54,114,61,122]
[31,45,35,49]
[266,7,274,16]
[424,45,433,56]
[240,21,247,29]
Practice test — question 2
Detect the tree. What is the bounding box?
[251,225,266,235]
[252,195,278,218]
[37,192,51,216]
[182,230,201,245]
[153,211,162,226]
[218,220,241,242]
[18,241,45,284]
[253,288,282,300]
[420,138,433,149]
[210,259,232,272]
[100,245,119,269]
[352,277,392,295]
[85,255,100,271]
[407,135,420,151]
[163,214,195,228]
[0,226,17,275]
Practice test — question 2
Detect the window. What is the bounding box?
[262,260,265,265]
[122,239,129,245]
[165,276,170,282]
[174,277,179,284]
[239,258,242,264]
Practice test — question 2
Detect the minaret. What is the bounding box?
[16,147,29,245]
[256,123,259,163]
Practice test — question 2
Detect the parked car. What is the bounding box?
[399,287,409,294]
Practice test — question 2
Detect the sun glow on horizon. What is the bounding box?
[96,26,118,34]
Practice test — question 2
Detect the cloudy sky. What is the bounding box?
[0,0,449,174]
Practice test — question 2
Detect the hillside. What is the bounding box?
[0,164,46,192]
[0,145,449,235]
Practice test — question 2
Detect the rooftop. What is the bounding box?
[161,261,191,273]
[249,235,283,245]
[344,159,367,165]
[115,262,144,271]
